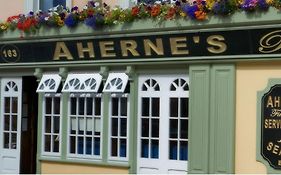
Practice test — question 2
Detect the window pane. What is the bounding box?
[79,98,85,115]
[45,116,51,133]
[12,97,18,113]
[170,119,178,138]
[78,118,85,135]
[86,137,92,155]
[70,136,76,154]
[120,118,127,137]
[70,117,77,134]
[71,98,77,115]
[4,115,10,131]
[151,119,159,138]
[4,97,10,113]
[95,98,101,115]
[94,118,101,135]
[151,140,159,159]
[169,141,178,160]
[53,135,59,152]
[142,98,149,116]
[152,98,159,117]
[180,119,188,139]
[86,98,93,115]
[94,137,100,155]
[170,98,178,117]
[120,139,127,157]
[11,133,17,149]
[12,115,17,131]
[78,137,84,154]
[141,139,149,158]
[54,97,60,114]
[121,98,127,116]
[45,97,52,114]
[86,118,93,135]
[141,118,149,137]
[53,116,60,133]
[180,141,188,160]
[111,138,118,157]
[181,98,188,118]
[44,135,51,152]
[111,118,118,136]
[4,133,9,148]
[112,98,119,116]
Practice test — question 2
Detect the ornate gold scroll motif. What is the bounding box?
[259,30,281,53]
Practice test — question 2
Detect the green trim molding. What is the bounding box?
[256,78,281,173]
[189,64,235,173]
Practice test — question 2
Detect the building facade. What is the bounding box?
[0,0,280,174]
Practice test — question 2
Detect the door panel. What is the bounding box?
[138,75,189,174]
[0,78,22,174]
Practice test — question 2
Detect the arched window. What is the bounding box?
[103,73,129,93]
[62,74,102,92]
[36,74,61,93]
[142,79,160,92]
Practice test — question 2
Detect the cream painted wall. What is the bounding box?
[103,0,118,8]
[0,0,24,21]
[235,61,281,173]
[41,161,129,174]
[72,0,88,9]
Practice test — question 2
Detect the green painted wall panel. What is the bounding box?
[209,65,235,174]
[36,93,43,174]
[189,65,210,173]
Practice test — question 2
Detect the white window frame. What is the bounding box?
[103,73,129,93]
[67,93,103,160]
[62,73,103,93]
[24,0,72,13]
[41,93,62,157]
[36,74,61,93]
[108,93,130,162]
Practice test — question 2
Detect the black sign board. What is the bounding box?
[0,27,281,64]
[261,84,281,169]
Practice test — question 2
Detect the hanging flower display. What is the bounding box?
[0,0,280,34]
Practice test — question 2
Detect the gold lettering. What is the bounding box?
[278,160,281,165]
[99,41,116,57]
[169,37,189,55]
[144,38,164,56]
[120,40,140,57]
[273,144,280,154]
[267,142,273,151]
[267,96,274,108]
[207,35,227,54]
[264,119,268,128]
[77,42,95,58]
[53,42,73,60]
[275,96,281,108]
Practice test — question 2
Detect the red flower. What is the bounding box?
[151,4,161,17]
[87,9,94,17]
[17,17,38,31]
[194,10,206,20]
[7,15,19,22]
[131,6,140,17]
[165,7,176,19]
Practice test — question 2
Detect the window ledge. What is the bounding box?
[38,156,130,168]
[1,8,281,41]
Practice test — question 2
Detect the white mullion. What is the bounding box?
[75,97,79,154]
[149,97,152,159]
[177,97,180,161]
[83,97,86,155]
[51,97,54,152]
[117,97,121,157]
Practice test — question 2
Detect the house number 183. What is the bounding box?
[2,49,17,58]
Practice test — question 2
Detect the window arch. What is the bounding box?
[62,74,102,93]
[142,79,160,92]
[103,73,129,93]
[5,81,18,92]
[170,78,189,91]
[36,74,61,93]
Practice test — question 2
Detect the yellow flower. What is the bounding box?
[57,19,64,27]
[0,23,8,30]
[266,0,273,4]
[180,12,186,17]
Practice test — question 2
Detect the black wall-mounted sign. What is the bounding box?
[261,84,281,169]
[1,27,281,64]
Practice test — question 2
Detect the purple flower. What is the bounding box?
[175,1,181,6]
[257,0,269,10]
[71,6,79,12]
[182,4,198,19]
[64,14,78,27]
[85,13,104,29]
[85,16,96,28]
